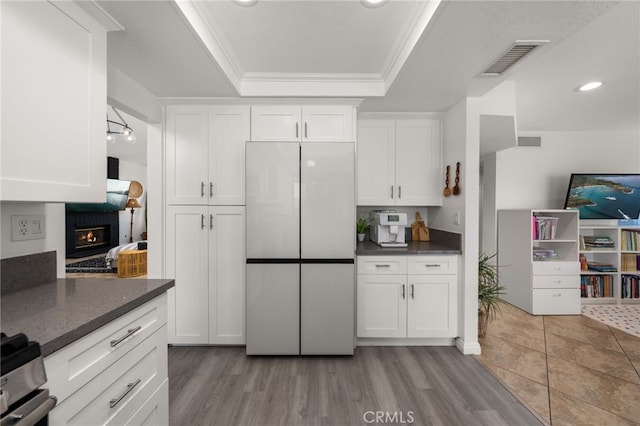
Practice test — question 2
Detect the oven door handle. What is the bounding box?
[2,395,57,426]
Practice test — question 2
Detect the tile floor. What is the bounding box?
[476,302,640,425]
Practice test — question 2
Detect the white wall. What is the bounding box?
[496,131,639,210]
[117,160,147,244]
[0,202,66,278]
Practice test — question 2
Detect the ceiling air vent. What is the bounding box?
[482,41,548,76]
[517,136,542,148]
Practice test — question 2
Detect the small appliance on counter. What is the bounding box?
[370,211,408,247]
[1,332,56,426]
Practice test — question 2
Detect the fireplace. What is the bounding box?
[66,211,119,258]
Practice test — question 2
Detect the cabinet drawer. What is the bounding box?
[532,261,579,276]
[49,326,168,426]
[408,256,457,275]
[532,275,579,289]
[45,294,167,404]
[124,378,168,426]
[532,289,581,315]
[357,256,407,274]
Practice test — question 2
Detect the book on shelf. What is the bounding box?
[585,260,617,272]
[533,215,558,240]
[621,253,640,272]
[620,229,640,251]
[621,274,640,299]
[581,235,615,250]
[580,275,614,298]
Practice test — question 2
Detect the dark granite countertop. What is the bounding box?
[0,278,174,357]
[356,228,462,255]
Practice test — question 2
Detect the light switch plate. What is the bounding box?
[11,215,46,241]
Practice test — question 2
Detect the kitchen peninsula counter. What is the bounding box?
[0,277,174,356]
[356,228,462,255]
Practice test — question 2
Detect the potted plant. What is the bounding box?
[478,252,505,337]
[356,217,370,242]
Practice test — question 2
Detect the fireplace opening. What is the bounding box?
[74,225,110,251]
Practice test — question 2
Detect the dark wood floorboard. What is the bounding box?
[168,346,543,426]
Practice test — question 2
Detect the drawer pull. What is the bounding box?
[375,264,391,268]
[552,293,562,297]
[110,326,142,347]
[109,379,141,408]
[424,264,441,268]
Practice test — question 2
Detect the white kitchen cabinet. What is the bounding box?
[357,118,442,206]
[251,105,354,142]
[165,205,245,344]
[1,0,109,202]
[498,209,580,315]
[44,295,169,426]
[165,105,249,205]
[357,255,457,339]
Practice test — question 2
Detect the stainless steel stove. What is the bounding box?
[1,333,56,426]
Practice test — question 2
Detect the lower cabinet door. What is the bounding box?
[357,274,407,338]
[124,379,168,426]
[407,275,457,338]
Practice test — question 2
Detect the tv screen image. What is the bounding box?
[563,174,640,220]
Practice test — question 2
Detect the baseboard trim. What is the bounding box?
[456,337,481,355]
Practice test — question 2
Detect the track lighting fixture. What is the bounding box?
[106,106,136,144]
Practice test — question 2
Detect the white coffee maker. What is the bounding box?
[369,211,408,247]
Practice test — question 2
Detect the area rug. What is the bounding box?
[581,304,640,338]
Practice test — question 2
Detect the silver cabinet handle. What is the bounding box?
[424,264,441,268]
[201,181,205,197]
[375,264,391,268]
[390,186,394,199]
[210,214,214,229]
[398,185,402,199]
[402,284,405,299]
[110,326,142,347]
[210,182,214,198]
[411,284,414,299]
[295,122,299,138]
[109,379,141,408]
[304,122,308,138]
[201,214,205,229]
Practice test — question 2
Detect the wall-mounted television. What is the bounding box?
[563,173,640,220]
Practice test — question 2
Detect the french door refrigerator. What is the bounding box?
[246,140,355,355]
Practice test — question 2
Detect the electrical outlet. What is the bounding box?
[11,215,46,241]
[452,211,461,226]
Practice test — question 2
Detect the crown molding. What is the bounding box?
[239,72,385,97]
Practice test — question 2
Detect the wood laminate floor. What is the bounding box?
[168,345,543,426]
[476,302,640,425]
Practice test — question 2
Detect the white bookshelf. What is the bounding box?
[498,209,580,315]
[579,219,640,305]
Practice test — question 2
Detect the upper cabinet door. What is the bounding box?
[394,118,442,206]
[302,106,354,142]
[1,1,108,202]
[357,119,396,205]
[250,105,301,141]
[209,106,250,205]
[165,106,209,205]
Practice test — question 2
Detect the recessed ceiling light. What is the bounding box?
[577,81,603,92]
[361,0,388,8]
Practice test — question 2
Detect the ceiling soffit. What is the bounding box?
[174,0,442,97]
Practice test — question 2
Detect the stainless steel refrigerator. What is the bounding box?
[245,140,355,355]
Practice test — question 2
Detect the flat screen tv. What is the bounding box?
[563,173,640,220]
